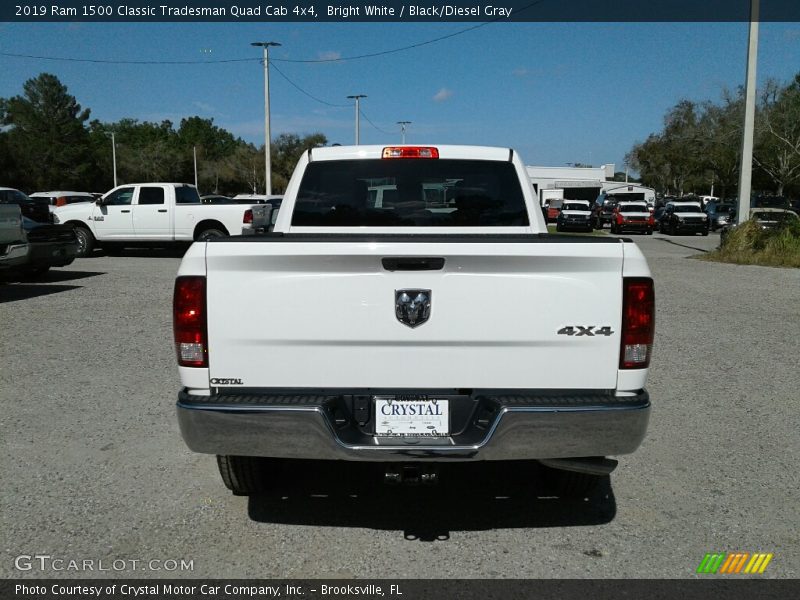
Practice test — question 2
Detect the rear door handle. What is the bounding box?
[158,209,167,213]
[382,257,445,271]
[121,209,130,213]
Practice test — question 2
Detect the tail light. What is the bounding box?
[56,196,67,207]
[243,209,253,224]
[648,215,656,226]
[173,276,208,368]
[382,146,439,159]
[620,278,655,369]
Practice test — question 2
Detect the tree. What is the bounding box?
[269,133,328,193]
[2,73,93,190]
[754,78,800,196]
[177,117,242,193]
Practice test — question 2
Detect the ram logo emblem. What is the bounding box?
[395,289,432,328]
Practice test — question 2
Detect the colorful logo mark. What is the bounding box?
[697,552,773,574]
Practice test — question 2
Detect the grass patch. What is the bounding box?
[700,219,800,268]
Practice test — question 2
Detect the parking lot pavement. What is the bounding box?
[1,240,798,579]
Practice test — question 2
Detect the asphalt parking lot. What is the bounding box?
[1,231,798,579]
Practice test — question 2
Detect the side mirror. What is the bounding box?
[95,197,104,206]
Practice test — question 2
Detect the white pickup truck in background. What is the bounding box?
[173,145,655,497]
[54,183,270,257]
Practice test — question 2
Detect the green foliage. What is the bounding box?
[703,218,800,268]
[2,73,93,190]
[2,72,327,195]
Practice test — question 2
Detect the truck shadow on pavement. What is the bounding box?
[655,237,711,253]
[247,461,616,540]
[0,270,105,302]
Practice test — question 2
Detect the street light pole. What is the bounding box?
[252,41,281,195]
[111,132,117,188]
[397,121,411,144]
[347,95,367,144]
[193,145,198,189]
[737,0,759,224]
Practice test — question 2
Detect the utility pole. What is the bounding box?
[347,95,367,144]
[110,132,117,188]
[193,146,198,189]
[397,121,411,144]
[252,41,281,195]
[737,0,759,224]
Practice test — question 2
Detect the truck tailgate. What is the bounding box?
[205,239,624,390]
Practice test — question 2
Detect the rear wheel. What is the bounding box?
[646,228,653,235]
[73,226,95,257]
[216,455,269,495]
[556,223,563,232]
[669,222,677,236]
[702,228,709,236]
[196,228,226,242]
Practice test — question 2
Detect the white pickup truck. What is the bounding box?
[54,183,270,257]
[173,145,655,496]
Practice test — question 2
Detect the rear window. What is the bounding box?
[175,186,201,204]
[0,189,31,204]
[673,205,702,213]
[291,159,529,227]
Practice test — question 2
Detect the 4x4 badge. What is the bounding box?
[395,290,432,328]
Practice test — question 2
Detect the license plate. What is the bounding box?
[374,396,449,437]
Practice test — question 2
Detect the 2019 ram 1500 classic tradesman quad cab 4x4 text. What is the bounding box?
[54,183,271,257]
[173,145,655,497]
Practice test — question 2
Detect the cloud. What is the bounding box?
[317,50,342,61]
[192,101,214,113]
[433,87,453,102]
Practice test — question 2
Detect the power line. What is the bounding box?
[0,2,548,67]
[359,109,393,135]
[270,62,350,107]
[272,0,547,63]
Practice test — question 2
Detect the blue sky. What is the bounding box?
[1,21,799,172]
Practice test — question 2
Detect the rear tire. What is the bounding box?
[196,228,226,242]
[542,466,603,499]
[73,226,95,257]
[646,228,653,235]
[556,223,563,232]
[216,455,269,495]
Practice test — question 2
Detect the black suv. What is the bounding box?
[658,202,709,236]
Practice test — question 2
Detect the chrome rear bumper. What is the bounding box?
[177,389,650,461]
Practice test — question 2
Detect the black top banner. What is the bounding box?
[3,0,800,22]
